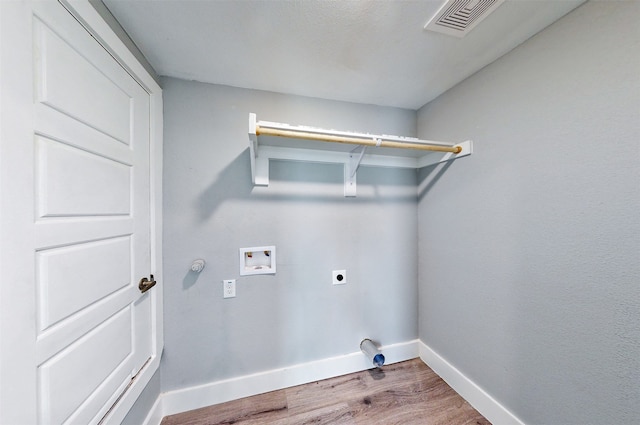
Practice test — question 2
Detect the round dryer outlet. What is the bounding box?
[332,270,347,285]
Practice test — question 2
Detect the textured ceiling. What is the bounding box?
[104,0,584,110]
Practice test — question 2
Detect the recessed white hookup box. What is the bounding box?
[239,246,276,276]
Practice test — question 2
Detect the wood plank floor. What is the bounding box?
[161,359,490,425]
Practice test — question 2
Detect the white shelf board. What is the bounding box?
[248,113,472,196]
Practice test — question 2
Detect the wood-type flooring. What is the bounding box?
[161,358,490,425]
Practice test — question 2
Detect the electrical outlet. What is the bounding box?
[332,270,347,285]
[223,279,236,298]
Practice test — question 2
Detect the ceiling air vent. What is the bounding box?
[424,0,506,38]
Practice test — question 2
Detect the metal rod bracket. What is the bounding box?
[345,145,366,197]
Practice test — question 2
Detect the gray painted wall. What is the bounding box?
[161,78,418,391]
[417,2,640,424]
[121,370,160,425]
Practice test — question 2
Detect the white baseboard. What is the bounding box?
[149,339,419,421]
[419,341,525,425]
[143,339,521,425]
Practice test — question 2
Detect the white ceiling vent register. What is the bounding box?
[425,0,506,38]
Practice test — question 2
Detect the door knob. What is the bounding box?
[138,274,156,293]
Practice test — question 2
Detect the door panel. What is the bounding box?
[35,136,132,217]
[36,236,131,330]
[35,15,132,144]
[38,307,132,425]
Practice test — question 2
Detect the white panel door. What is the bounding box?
[0,1,158,424]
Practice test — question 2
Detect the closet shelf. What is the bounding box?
[248,113,472,197]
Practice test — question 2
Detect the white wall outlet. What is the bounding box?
[332,270,347,285]
[223,279,236,298]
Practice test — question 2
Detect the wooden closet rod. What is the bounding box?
[256,125,463,154]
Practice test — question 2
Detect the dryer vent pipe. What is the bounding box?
[360,339,385,367]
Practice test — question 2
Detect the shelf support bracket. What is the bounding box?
[345,145,366,197]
